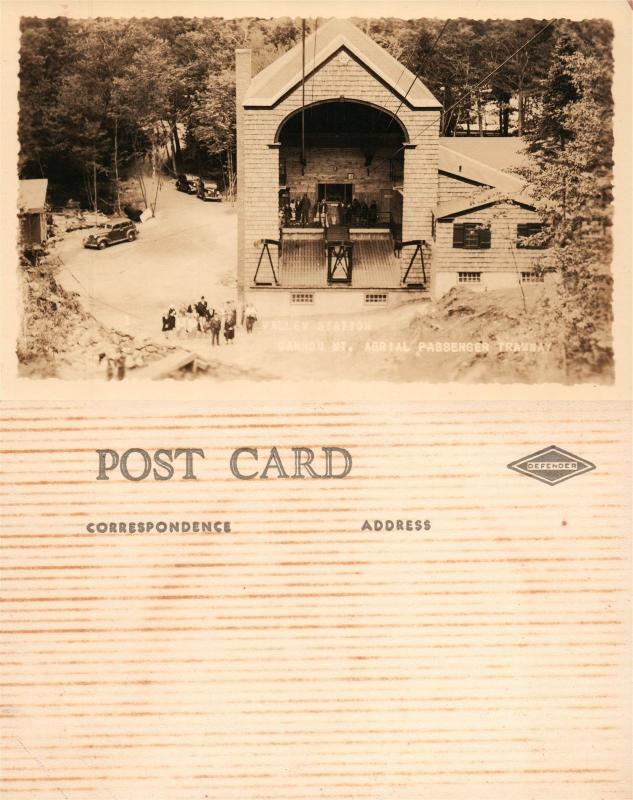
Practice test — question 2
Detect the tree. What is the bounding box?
[521,23,614,379]
[188,70,237,198]
[263,18,302,51]
[18,18,78,178]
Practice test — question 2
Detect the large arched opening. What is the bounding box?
[275,99,406,231]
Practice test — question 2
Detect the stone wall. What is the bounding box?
[282,146,397,212]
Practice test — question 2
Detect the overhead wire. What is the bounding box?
[386,19,451,131]
[390,18,555,158]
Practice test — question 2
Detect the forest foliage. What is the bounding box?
[19,16,610,203]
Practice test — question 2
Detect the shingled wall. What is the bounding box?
[432,202,550,295]
[239,49,440,289]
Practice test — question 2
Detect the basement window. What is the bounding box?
[365,293,388,304]
[521,271,544,283]
[291,292,314,304]
[458,272,481,283]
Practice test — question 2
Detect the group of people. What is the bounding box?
[161,297,259,346]
[280,194,379,228]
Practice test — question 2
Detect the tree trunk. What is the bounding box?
[225,148,232,202]
[169,135,178,175]
[136,171,148,210]
[171,121,181,157]
[150,170,161,216]
[477,96,484,137]
[113,117,121,216]
[83,167,94,212]
[518,89,524,136]
[93,160,98,227]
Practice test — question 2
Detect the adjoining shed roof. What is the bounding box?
[244,18,441,109]
[18,179,48,213]
[440,137,529,172]
[435,188,535,220]
[438,143,525,194]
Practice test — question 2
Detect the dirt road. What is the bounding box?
[56,179,237,336]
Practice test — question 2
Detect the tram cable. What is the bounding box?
[389,18,554,158]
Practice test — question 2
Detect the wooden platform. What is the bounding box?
[280,231,402,288]
[130,349,210,380]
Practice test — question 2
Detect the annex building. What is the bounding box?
[236,19,547,313]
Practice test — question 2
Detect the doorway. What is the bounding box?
[317,183,353,203]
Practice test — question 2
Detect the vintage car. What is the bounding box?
[176,173,198,194]
[83,219,138,250]
[196,178,222,202]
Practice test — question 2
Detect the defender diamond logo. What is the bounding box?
[507,445,596,486]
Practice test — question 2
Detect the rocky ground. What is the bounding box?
[17,256,177,380]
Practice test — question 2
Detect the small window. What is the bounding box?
[516,223,546,248]
[291,292,314,304]
[521,271,544,283]
[453,222,491,249]
[458,272,481,283]
[365,293,387,304]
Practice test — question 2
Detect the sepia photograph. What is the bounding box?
[15,10,615,382]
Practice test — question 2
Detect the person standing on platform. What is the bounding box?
[300,193,311,226]
[352,198,360,226]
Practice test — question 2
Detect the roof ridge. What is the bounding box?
[244,18,440,109]
[435,189,535,219]
[438,143,525,192]
[438,143,523,180]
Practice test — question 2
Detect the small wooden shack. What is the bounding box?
[18,179,49,257]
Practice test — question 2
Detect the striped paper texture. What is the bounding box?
[1,401,630,799]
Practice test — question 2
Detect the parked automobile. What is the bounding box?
[83,219,138,250]
[197,178,222,202]
[176,173,198,194]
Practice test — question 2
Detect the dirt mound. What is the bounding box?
[371,285,569,383]
[17,256,177,379]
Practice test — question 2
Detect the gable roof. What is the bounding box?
[438,143,525,193]
[244,18,441,109]
[435,188,536,220]
[440,137,529,172]
[18,179,48,213]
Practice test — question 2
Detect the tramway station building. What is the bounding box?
[236,18,547,313]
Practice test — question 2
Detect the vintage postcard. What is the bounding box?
[0,0,631,798]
